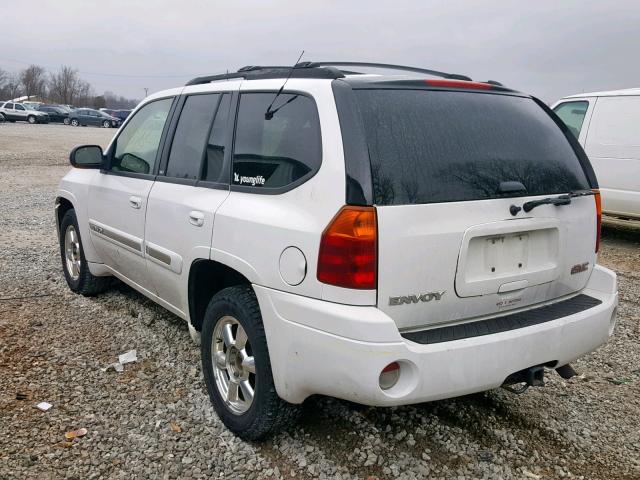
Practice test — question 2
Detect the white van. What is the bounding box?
[553,88,640,219]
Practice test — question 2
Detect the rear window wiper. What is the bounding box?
[521,190,594,213]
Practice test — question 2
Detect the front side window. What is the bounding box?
[165,93,220,180]
[111,98,173,175]
[232,92,321,189]
[3,103,12,109]
[553,101,589,138]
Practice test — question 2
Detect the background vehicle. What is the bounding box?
[553,89,640,220]
[56,62,618,440]
[111,109,132,122]
[36,105,70,123]
[0,102,49,123]
[68,108,120,127]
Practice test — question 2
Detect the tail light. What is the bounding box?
[594,189,602,253]
[317,206,377,289]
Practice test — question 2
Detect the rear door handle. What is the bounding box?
[129,196,142,209]
[189,211,204,227]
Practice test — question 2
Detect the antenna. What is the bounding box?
[265,50,304,120]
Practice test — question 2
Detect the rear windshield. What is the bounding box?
[353,89,590,206]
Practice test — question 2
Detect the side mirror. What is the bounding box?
[70,145,104,169]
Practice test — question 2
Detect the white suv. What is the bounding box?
[55,62,618,440]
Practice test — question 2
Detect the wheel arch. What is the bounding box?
[55,195,75,236]
[188,259,252,332]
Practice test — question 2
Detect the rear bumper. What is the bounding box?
[255,265,617,406]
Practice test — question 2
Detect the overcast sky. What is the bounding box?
[2,0,640,102]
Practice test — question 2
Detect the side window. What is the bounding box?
[111,98,173,175]
[203,93,231,183]
[3,103,12,109]
[165,93,219,180]
[553,101,589,138]
[15,104,25,111]
[232,92,321,189]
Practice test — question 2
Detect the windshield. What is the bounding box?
[353,89,591,206]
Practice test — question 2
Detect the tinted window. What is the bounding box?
[232,93,321,189]
[203,93,231,183]
[112,98,172,175]
[4,103,13,109]
[554,101,589,138]
[354,89,590,206]
[15,104,25,111]
[166,93,220,180]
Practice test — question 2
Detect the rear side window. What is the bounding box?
[354,89,590,206]
[553,101,589,138]
[166,93,220,180]
[232,92,321,190]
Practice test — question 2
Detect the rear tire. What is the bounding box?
[59,209,112,296]
[27,115,36,124]
[201,285,300,440]
[0,113,5,122]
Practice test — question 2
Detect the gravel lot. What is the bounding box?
[1,123,639,480]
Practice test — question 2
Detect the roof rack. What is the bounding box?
[298,61,472,81]
[185,65,344,86]
[185,61,479,86]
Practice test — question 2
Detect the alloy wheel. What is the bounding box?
[211,316,256,414]
[64,225,81,281]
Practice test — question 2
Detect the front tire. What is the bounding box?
[201,285,299,440]
[70,119,79,127]
[59,209,111,296]
[63,117,70,125]
[102,120,110,128]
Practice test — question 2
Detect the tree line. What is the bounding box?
[0,64,139,109]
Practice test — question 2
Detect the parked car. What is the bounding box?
[68,108,120,128]
[99,108,117,116]
[36,105,70,124]
[55,62,618,440]
[552,88,640,220]
[111,109,132,122]
[0,102,49,123]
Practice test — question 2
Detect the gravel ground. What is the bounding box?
[0,123,639,480]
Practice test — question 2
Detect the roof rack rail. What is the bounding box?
[297,61,473,81]
[185,65,344,86]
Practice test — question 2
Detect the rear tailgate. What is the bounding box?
[352,86,598,331]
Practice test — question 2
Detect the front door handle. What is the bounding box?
[189,211,204,227]
[129,196,142,209]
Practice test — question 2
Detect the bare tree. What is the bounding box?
[20,64,47,99]
[75,80,93,107]
[6,73,22,100]
[48,66,80,104]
